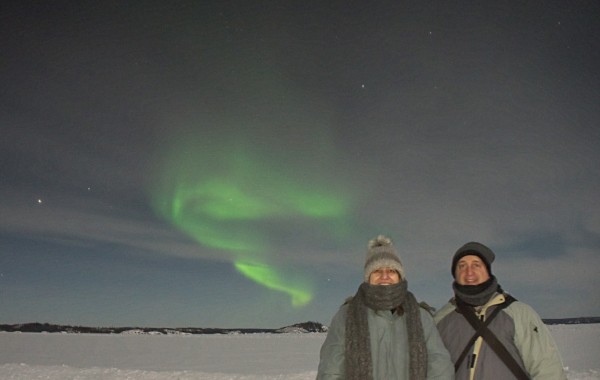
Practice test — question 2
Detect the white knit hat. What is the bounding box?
[363,235,404,282]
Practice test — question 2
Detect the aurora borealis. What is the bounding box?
[2,1,599,329]
[150,132,353,307]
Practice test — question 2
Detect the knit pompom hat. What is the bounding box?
[363,235,405,282]
[451,241,495,278]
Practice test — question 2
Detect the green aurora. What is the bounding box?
[151,132,353,307]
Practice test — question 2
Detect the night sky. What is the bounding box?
[2,1,599,329]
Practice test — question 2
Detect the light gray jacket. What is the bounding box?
[317,304,454,380]
[434,293,566,380]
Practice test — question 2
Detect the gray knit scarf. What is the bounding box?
[345,281,427,380]
[453,276,499,306]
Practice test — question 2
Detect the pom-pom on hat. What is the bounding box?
[451,242,495,278]
[364,235,404,282]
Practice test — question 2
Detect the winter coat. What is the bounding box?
[317,304,454,380]
[434,293,566,380]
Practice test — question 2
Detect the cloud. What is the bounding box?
[0,190,208,262]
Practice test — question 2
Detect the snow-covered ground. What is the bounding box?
[0,324,598,379]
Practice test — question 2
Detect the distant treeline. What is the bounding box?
[0,321,327,334]
[542,316,600,325]
[1,318,598,334]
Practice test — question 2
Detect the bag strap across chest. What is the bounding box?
[455,295,529,380]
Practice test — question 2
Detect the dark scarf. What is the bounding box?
[453,276,499,306]
[345,281,427,380]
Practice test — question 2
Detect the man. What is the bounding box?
[434,242,566,380]
[317,235,454,380]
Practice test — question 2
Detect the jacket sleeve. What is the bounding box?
[317,306,347,380]
[509,302,567,380]
[421,308,455,380]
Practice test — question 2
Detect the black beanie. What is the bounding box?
[451,242,495,278]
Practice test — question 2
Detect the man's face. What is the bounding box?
[368,267,400,285]
[455,255,490,286]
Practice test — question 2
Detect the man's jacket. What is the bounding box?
[434,293,566,380]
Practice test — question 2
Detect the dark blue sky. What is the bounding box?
[1,1,599,328]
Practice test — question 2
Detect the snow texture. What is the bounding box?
[0,324,598,379]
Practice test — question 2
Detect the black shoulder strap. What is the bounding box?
[419,300,435,316]
[453,298,511,371]
[455,295,529,380]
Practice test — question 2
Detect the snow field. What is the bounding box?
[0,324,598,379]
